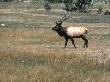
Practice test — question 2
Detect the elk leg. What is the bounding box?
[81,36,88,48]
[71,38,76,48]
[64,38,68,48]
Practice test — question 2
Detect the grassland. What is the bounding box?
[0,3,110,82]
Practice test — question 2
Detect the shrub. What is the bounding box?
[97,6,103,14]
[63,0,92,12]
[44,2,51,11]
[104,10,110,15]
[44,0,62,3]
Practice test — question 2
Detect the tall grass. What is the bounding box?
[0,4,110,82]
[0,27,110,82]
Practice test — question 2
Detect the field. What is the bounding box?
[0,2,110,82]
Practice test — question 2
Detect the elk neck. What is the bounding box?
[56,26,67,37]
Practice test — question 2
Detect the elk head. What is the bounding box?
[52,20,62,31]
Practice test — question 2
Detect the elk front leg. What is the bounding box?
[71,38,76,48]
[64,38,68,48]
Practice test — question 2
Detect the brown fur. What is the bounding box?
[52,21,88,48]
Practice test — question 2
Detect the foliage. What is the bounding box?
[44,2,51,11]
[104,10,110,15]
[63,0,92,12]
[0,0,13,2]
[97,6,103,14]
[63,3,77,12]
[44,0,62,3]
[63,0,73,4]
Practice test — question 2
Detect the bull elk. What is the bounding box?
[52,20,88,48]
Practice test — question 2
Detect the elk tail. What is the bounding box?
[84,27,88,34]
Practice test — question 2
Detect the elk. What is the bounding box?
[52,20,88,48]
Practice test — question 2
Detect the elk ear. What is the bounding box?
[58,20,62,26]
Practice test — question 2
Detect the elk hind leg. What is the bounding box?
[81,36,88,48]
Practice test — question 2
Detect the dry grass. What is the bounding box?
[0,26,110,82]
[0,4,110,81]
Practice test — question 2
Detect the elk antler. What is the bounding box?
[62,14,70,21]
[54,20,57,24]
[54,20,62,25]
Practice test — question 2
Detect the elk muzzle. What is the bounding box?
[52,27,54,30]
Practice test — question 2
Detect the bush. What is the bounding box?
[44,2,51,11]
[64,3,77,12]
[44,0,62,3]
[104,10,110,15]
[63,0,92,12]
[97,6,103,14]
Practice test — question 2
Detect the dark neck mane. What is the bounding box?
[56,26,67,37]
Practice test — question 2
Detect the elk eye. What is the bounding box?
[55,26,58,28]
